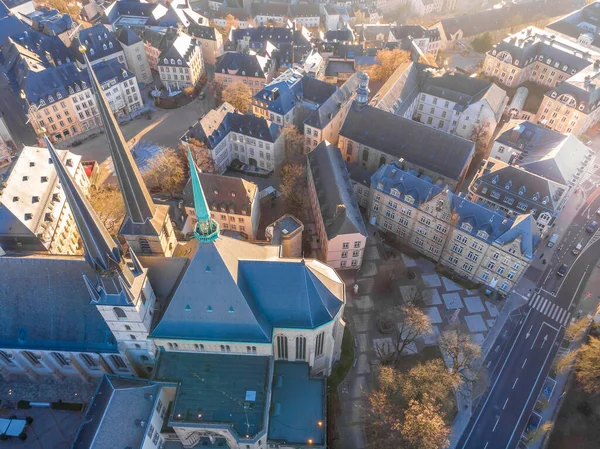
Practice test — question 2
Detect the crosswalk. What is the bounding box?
[527,293,571,327]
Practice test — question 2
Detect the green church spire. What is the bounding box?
[187,146,219,242]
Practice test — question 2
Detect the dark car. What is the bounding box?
[557,264,568,276]
[586,221,598,233]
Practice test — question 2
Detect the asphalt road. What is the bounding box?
[457,196,600,449]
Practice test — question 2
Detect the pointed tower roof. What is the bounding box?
[82,49,156,225]
[187,146,219,242]
[44,136,122,273]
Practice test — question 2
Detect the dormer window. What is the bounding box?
[170,59,175,65]
[532,192,540,201]
[542,196,549,205]
[109,42,113,49]
[461,222,473,232]
[90,48,95,56]
[57,93,62,99]
[551,92,557,98]
[404,195,415,204]
[177,59,182,65]
[242,71,246,75]
[164,58,168,64]
[48,95,54,102]
[518,186,526,195]
[12,196,19,202]
[82,81,86,88]
[23,176,28,181]
[103,44,107,50]
[390,188,400,198]
[231,192,236,197]
[492,175,499,184]
[103,33,107,39]
[477,230,489,239]
[505,181,512,189]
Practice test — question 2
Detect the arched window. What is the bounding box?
[276,335,288,359]
[315,332,325,357]
[113,307,127,319]
[173,343,179,349]
[497,51,513,64]
[557,94,577,108]
[362,149,369,163]
[90,48,95,56]
[102,44,107,50]
[139,238,151,254]
[295,336,306,360]
[168,343,173,349]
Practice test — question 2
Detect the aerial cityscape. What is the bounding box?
[0,0,599,448]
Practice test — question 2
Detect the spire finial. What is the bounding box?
[83,51,156,225]
[43,135,125,274]
[187,145,219,242]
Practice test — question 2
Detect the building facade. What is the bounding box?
[215,52,275,96]
[307,141,368,270]
[158,32,205,91]
[117,27,153,85]
[370,163,540,294]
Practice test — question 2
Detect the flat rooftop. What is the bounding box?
[268,362,325,446]
[154,352,272,439]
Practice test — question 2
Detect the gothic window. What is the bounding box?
[379,156,386,167]
[276,335,288,359]
[296,336,306,360]
[362,150,369,163]
[315,332,325,357]
[113,307,127,319]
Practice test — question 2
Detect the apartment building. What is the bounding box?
[74,25,126,68]
[307,141,368,270]
[188,23,224,65]
[158,32,205,91]
[483,27,596,89]
[370,162,540,294]
[215,52,275,96]
[546,2,600,53]
[140,27,179,71]
[535,63,600,135]
[252,68,337,128]
[391,25,442,58]
[0,145,89,254]
[181,103,284,173]
[117,27,152,85]
[183,172,260,239]
[414,72,508,142]
[411,0,443,16]
[250,2,288,26]
[289,3,321,28]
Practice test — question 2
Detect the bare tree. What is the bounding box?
[575,335,600,394]
[282,124,305,163]
[143,147,186,197]
[469,122,491,158]
[180,140,216,173]
[222,83,252,113]
[402,395,450,449]
[375,304,431,364]
[439,327,481,386]
[89,185,126,237]
[279,163,305,218]
[566,317,589,341]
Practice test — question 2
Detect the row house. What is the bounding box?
[0,145,89,254]
[181,102,284,173]
[74,25,126,69]
[158,32,205,91]
[307,141,368,270]
[483,27,596,89]
[140,27,179,71]
[369,162,540,294]
[535,64,600,135]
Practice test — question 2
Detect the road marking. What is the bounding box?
[503,398,509,410]
[495,345,500,352]
[566,265,591,310]
[486,360,491,368]
[522,358,527,368]
[484,442,489,449]
[506,331,560,447]
[541,334,548,348]
[550,304,559,320]
[525,325,533,339]
[540,299,550,314]
[512,378,518,389]
[557,309,566,324]
[460,309,533,449]
[493,418,500,432]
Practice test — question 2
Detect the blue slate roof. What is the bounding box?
[186,111,281,150]
[238,260,343,328]
[254,78,303,115]
[0,256,118,352]
[268,362,325,445]
[28,8,73,36]
[372,162,539,257]
[75,25,123,63]
[0,15,27,48]
[0,0,10,18]
[151,237,344,342]
[8,28,72,66]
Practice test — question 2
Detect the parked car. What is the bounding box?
[596,207,600,215]
[586,221,598,233]
[547,233,559,248]
[557,264,568,276]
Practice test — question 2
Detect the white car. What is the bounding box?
[596,208,600,215]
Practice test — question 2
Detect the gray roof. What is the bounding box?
[216,52,272,80]
[304,71,360,129]
[307,141,367,240]
[289,3,320,17]
[151,236,344,342]
[73,376,167,449]
[188,23,218,41]
[0,255,117,352]
[546,64,600,114]
[340,103,475,182]
[370,61,423,116]
[116,27,141,46]
[325,59,354,76]
[182,172,257,215]
[159,32,197,68]
[391,25,440,42]
[251,2,288,17]
[75,25,123,63]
